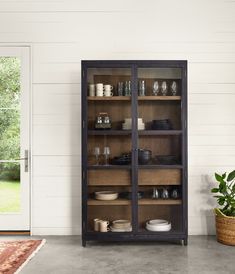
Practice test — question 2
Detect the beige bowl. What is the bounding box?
[95,191,118,201]
[112,219,131,229]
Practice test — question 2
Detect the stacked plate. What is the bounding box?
[122,118,145,130]
[146,219,171,232]
[95,191,118,201]
[151,119,172,130]
[110,219,132,232]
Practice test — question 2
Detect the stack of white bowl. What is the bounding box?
[122,118,145,130]
[110,219,132,232]
[146,219,171,232]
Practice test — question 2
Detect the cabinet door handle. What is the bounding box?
[15,150,29,172]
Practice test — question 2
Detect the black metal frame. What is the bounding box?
[81,60,188,247]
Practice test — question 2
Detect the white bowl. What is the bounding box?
[146,222,171,232]
[95,191,118,201]
[112,220,131,229]
[147,219,169,226]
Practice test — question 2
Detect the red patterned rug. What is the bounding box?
[0,239,45,274]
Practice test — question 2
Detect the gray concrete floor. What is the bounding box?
[2,236,235,274]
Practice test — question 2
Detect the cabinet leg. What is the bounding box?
[82,239,86,247]
[183,239,188,246]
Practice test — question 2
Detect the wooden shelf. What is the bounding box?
[87,198,181,206]
[138,165,183,169]
[88,130,131,135]
[88,130,182,136]
[87,165,131,170]
[139,199,182,205]
[138,130,182,135]
[138,96,181,101]
[88,199,131,206]
[87,96,131,101]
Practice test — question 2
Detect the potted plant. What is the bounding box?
[211,170,235,245]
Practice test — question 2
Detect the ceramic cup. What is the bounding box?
[89,84,95,97]
[104,85,113,97]
[96,83,104,96]
[99,220,110,232]
[94,218,101,232]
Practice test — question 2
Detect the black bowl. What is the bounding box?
[155,155,179,165]
[138,149,152,164]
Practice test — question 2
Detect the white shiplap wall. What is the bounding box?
[1,0,235,235]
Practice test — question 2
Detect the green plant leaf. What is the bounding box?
[211,188,219,193]
[222,172,227,179]
[227,170,235,182]
[218,197,225,205]
[219,181,227,193]
[215,173,223,183]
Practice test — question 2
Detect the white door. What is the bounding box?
[0,47,30,230]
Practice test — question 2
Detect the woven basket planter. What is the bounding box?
[215,209,235,246]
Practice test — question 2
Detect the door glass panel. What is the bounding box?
[0,57,21,213]
[137,67,183,233]
[0,162,20,213]
[86,67,133,232]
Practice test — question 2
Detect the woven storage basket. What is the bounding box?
[215,212,235,246]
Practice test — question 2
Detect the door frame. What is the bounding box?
[0,44,32,234]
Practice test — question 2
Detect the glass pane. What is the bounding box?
[0,57,21,213]
[0,57,21,160]
[137,67,183,233]
[0,162,20,213]
[0,109,20,160]
[0,57,21,108]
[86,67,133,232]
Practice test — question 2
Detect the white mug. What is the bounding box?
[96,89,104,97]
[104,90,113,97]
[99,220,110,232]
[89,84,95,97]
[96,83,104,96]
[94,218,101,232]
[104,84,113,92]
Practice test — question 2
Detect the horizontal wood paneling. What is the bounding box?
[1,0,233,235]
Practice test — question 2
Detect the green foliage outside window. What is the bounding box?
[0,57,20,181]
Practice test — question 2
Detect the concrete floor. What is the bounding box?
[2,236,235,274]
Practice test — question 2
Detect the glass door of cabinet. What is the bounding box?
[84,66,134,233]
[136,66,184,233]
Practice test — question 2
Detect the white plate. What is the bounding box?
[110,226,132,232]
[146,223,171,232]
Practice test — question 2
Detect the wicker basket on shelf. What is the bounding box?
[215,208,235,246]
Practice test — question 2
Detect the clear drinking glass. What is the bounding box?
[93,147,100,165]
[161,81,168,96]
[170,81,177,96]
[103,146,111,165]
[153,81,160,95]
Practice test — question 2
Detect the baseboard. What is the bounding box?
[0,231,30,235]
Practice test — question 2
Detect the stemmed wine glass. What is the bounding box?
[170,81,177,96]
[161,81,168,96]
[93,147,100,165]
[153,81,160,96]
[103,147,111,165]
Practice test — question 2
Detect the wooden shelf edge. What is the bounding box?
[87,165,131,170]
[87,96,131,101]
[87,198,181,206]
[88,199,131,206]
[138,199,182,205]
[138,130,182,135]
[138,165,183,169]
[138,96,181,101]
[88,130,132,135]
